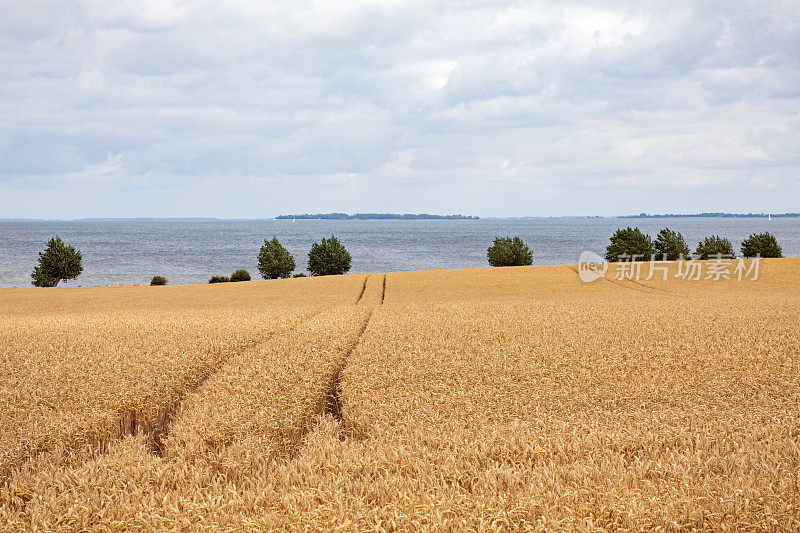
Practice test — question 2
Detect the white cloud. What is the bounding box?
[0,0,798,217]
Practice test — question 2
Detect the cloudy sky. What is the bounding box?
[1,1,798,218]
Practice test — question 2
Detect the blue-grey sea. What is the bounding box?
[0,218,798,287]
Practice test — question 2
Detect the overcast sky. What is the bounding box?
[1,1,798,218]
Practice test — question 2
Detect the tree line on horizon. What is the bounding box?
[189,236,353,285]
[604,227,783,262]
[28,229,784,287]
[27,235,354,287]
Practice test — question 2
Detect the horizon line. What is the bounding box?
[1,212,800,222]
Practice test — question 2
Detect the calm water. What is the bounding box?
[1,218,798,287]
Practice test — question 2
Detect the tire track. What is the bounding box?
[604,276,661,294]
[355,274,370,304]
[381,273,387,304]
[321,308,375,441]
[565,265,661,295]
[125,309,323,456]
[630,278,669,293]
[2,309,325,507]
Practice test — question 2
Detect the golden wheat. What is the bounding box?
[1,262,798,530]
[1,306,372,530]
[340,301,800,529]
[0,274,366,478]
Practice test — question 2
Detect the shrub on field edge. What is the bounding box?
[150,275,167,286]
[653,228,690,260]
[258,236,296,279]
[209,275,230,283]
[487,236,533,267]
[695,235,734,259]
[308,235,352,276]
[605,227,655,262]
[293,273,307,277]
[740,232,782,258]
[230,269,251,282]
[31,235,83,287]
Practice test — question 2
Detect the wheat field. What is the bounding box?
[1,261,799,530]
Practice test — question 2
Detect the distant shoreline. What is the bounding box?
[275,213,479,220]
[1,213,798,222]
[621,212,800,219]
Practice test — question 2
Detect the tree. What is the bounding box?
[258,237,295,279]
[209,275,230,283]
[150,275,167,286]
[31,236,83,287]
[740,232,782,258]
[695,235,734,259]
[486,236,533,267]
[230,269,251,282]
[653,228,690,260]
[604,227,654,262]
[307,235,351,276]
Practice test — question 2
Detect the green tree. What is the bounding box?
[209,275,230,283]
[150,275,167,286]
[653,228,690,260]
[31,236,83,287]
[604,227,654,262]
[486,236,533,267]
[230,269,251,282]
[307,235,351,276]
[740,232,782,258]
[695,235,734,259]
[258,237,296,279]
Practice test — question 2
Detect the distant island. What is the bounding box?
[623,212,800,218]
[275,213,479,220]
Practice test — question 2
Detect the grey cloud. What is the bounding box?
[0,0,798,218]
